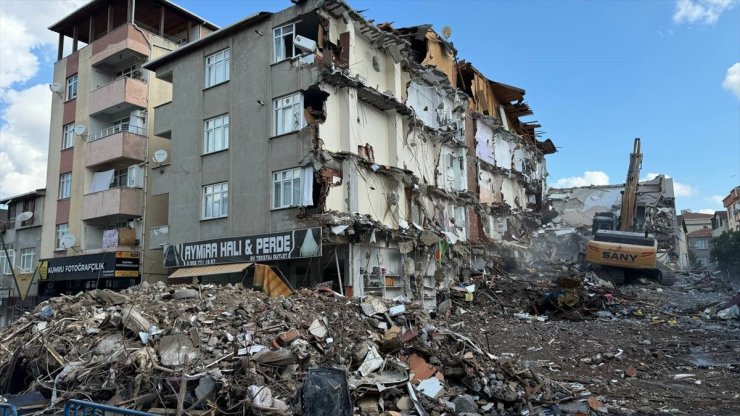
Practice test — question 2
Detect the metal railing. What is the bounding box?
[88,123,146,142]
[0,403,17,416]
[64,400,155,416]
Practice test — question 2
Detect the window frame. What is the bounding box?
[273,22,297,63]
[0,245,14,275]
[66,74,78,101]
[56,224,69,250]
[202,182,229,220]
[272,167,302,209]
[59,172,72,199]
[62,123,75,149]
[273,92,304,136]
[203,114,230,154]
[204,48,230,88]
[20,248,35,273]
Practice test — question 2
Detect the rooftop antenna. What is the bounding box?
[441,26,452,41]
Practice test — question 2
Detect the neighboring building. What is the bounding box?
[0,190,46,328]
[680,212,714,270]
[711,210,728,237]
[723,186,740,231]
[144,0,554,305]
[39,0,218,296]
[545,175,685,268]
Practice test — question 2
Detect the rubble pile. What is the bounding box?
[0,282,586,415]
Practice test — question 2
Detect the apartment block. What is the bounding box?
[144,0,555,305]
[39,0,218,296]
[723,186,740,231]
[0,190,45,327]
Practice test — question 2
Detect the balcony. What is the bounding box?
[86,123,147,168]
[91,24,151,68]
[83,187,144,223]
[90,77,147,116]
[153,101,172,138]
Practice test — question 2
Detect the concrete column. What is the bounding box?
[127,0,133,24]
[159,6,165,36]
[72,26,78,52]
[89,15,94,42]
[57,33,64,61]
[107,4,113,33]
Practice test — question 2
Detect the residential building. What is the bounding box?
[723,186,740,231]
[39,0,218,296]
[680,212,714,269]
[0,190,46,328]
[144,0,554,305]
[711,210,728,237]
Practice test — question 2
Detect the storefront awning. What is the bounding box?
[168,263,252,279]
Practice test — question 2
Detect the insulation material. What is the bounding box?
[474,121,496,165]
[501,177,525,209]
[438,146,467,192]
[512,146,525,173]
[493,135,513,169]
[356,172,406,229]
[478,170,503,205]
[421,31,458,88]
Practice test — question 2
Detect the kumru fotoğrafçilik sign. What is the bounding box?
[163,227,322,268]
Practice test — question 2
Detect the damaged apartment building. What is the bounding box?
[144,0,555,306]
[542,175,687,269]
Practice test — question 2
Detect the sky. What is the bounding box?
[1,0,738,214]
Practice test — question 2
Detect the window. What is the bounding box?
[63,124,75,149]
[273,168,301,209]
[274,23,296,62]
[203,182,228,219]
[59,172,72,199]
[110,168,128,188]
[114,65,139,79]
[66,74,78,100]
[273,93,304,135]
[7,203,16,230]
[20,248,35,273]
[205,49,230,87]
[691,239,708,250]
[204,114,229,154]
[0,245,14,275]
[56,224,69,249]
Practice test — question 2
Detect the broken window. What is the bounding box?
[302,86,329,124]
[439,147,467,192]
[273,18,320,63]
[273,93,304,135]
[56,224,69,250]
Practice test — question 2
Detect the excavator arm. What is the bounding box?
[619,138,642,231]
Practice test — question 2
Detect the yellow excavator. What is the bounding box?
[584,138,675,285]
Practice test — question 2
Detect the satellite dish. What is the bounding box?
[152,149,168,163]
[74,125,86,135]
[441,26,452,40]
[60,233,76,249]
[17,211,33,222]
[49,83,62,92]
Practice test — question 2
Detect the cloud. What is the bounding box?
[697,208,716,214]
[552,171,610,188]
[642,172,671,181]
[672,0,736,25]
[722,62,740,98]
[673,181,697,197]
[0,84,51,199]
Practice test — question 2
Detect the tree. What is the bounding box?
[710,230,740,278]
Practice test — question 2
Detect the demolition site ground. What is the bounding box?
[0,265,737,416]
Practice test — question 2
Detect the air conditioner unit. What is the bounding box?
[127,165,144,188]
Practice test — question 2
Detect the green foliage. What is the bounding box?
[710,230,740,276]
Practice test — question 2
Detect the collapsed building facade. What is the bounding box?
[542,175,687,269]
[143,0,555,305]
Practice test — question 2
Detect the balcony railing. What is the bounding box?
[89,123,146,142]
